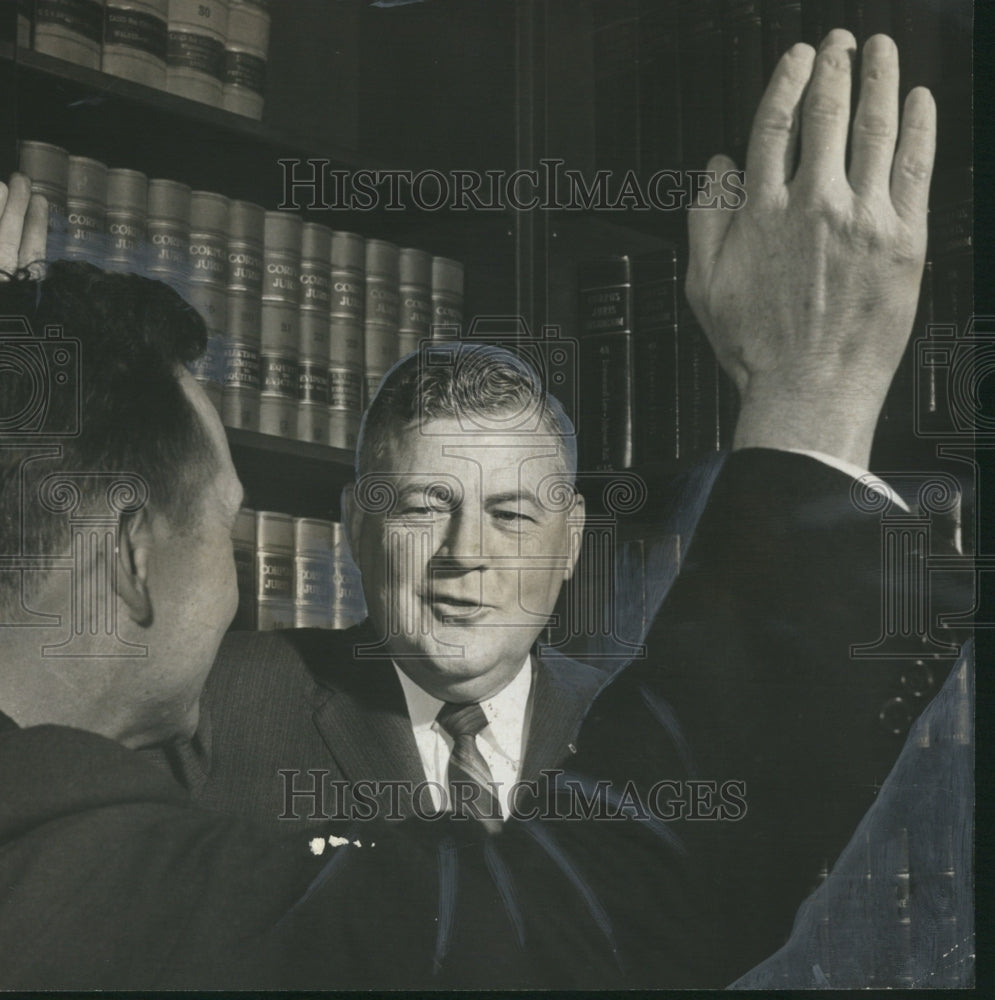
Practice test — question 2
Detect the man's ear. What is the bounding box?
[564,490,586,582]
[341,482,363,562]
[116,509,153,626]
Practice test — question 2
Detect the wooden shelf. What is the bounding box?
[225,428,353,520]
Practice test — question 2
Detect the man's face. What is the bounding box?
[128,372,243,742]
[347,416,583,703]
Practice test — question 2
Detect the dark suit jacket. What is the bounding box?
[268,449,971,989]
[185,625,605,824]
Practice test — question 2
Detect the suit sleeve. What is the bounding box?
[488,448,970,987]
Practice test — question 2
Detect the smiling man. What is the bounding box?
[194,345,603,826]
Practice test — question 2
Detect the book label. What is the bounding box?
[327,366,363,412]
[257,552,293,600]
[366,279,400,327]
[168,30,225,81]
[189,333,226,385]
[105,7,168,59]
[260,353,299,399]
[298,360,331,406]
[223,343,261,390]
[35,0,104,43]
[224,49,266,95]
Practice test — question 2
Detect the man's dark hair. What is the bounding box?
[358,343,577,477]
[0,261,215,606]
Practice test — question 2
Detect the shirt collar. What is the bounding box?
[392,654,533,756]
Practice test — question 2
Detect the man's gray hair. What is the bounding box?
[357,343,577,478]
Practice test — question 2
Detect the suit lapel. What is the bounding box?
[311,660,427,792]
[521,653,587,781]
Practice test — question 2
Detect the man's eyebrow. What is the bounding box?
[485,490,540,508]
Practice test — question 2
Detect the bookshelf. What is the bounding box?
[0,0,976,613]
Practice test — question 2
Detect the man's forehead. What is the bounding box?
[378,417,567,472]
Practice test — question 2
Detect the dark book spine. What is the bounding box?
[722,0,764,164]
[578,257,636,471]
[33,0,104,69]
[929,168,973,333]
[844,0,892,46]
[891,0,941,99]
[762,0,803,79]
[677,300,721,460]
[679,0,724,169]
[632,252,680,467]
[637,0,682,174]
[592,0,641,176]
[801,0,845,47]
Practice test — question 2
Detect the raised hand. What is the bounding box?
[0,173,49,279]
[686,31,935,467]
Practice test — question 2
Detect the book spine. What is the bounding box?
[679,0,724,170]
[255,509,294,631]
[223,0,269,119]
[722,0,764,164]
[186,189,229,412]
[677,300,720,461]
[18,0,32,48]
[430,255,463,339]
[632,252,679,467]
[800,0,845,47]
[329,231,365,451]
[297,222,332,446]
[222,198,263,432]
[844,0,891,47]
[166,0,228,107]
[637,0,682,174]
[259,210,301,439]
[364,238,401,402]
[104,167,147,272]
[18,139,69,257]
[294,517,335,629]
[230,505,256,629]
[34,0,104,69]
[65,154,107,265]
[761,0,802,80]
[578,257,636,471]
[398,247,432,358]
[146,177,191,298]
[102,0,168,89]
[930,168,973,333]
[592,0,641,177]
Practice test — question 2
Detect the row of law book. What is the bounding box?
[874,165,974,465]
[578,164,974,476]
[18,139,465,453]
[577,247,735,473]
[23,0,270,119]
[233,509,367,632]
[598,0,972,177]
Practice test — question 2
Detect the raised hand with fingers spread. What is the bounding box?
[686,30,935,468]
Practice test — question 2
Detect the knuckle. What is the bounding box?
[817,46,852,74]
[753,107,796,136]
[805,93,847,125]
[894,152,931,183]
[854,112,895,141]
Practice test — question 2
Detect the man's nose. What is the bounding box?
[434,508,486,572]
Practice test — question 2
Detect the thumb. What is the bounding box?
[686,154,738,306]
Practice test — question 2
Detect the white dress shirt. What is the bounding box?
[393,656,533,820]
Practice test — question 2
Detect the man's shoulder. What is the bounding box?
[536,647,607,704]
[207,624,377,701]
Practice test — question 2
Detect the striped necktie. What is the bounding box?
[435,700,502,831]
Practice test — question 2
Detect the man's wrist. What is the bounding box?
[732,380,883,469]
